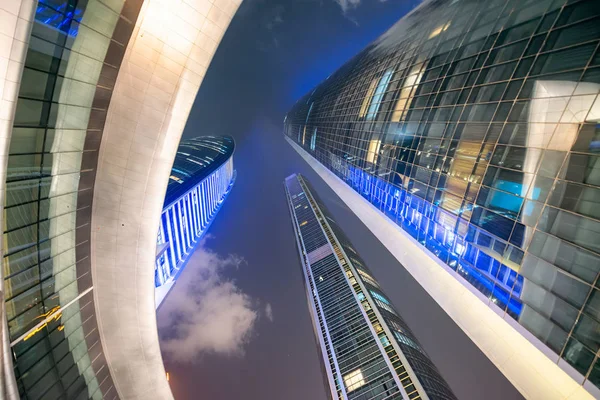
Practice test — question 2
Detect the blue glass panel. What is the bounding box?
[35,3,81,37]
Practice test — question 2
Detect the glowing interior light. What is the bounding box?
[343,369,365,392]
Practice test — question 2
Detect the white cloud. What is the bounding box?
[334,0,361,13]
[332,0,388,15]
[265,303,274,322]
[158,240,258,362]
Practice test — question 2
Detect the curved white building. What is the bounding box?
[155,136,235,308]
[0,0,241,399]
[284,0,600,398]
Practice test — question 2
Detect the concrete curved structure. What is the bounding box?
[0,0,241,399]
[91,2,241,397]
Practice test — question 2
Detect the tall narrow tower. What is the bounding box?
[285,174,456,400]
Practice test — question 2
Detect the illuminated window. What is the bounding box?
[357,269,379,287]
[379,333,391,347]
[343,369,365,392]
[366,139,381,164]
[306,102,314,121]
[359,79,378,118]
[310,127,317,151]
[366,69,394,120]
[429,22,451,39]
[392,63,424,121]
[393,331,421,351]
[362,300,372,311]
[370,290,390,305]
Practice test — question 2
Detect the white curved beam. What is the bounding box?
[91,0,242,398]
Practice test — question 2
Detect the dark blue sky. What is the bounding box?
[157,0,523,399]
[186,0,419,131]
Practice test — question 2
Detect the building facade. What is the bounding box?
[284,0,600,398]
[285,174,457,400]
[155,136,235,307]
[0,0,241,399]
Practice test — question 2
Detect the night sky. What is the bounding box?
[156,0,524,399]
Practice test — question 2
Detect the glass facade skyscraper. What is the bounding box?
[0,0,242,399]
[2,2,144,398]
[285,174,457,400]
[284,0,600,397]
[155,136,235,307]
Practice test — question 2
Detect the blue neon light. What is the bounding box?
[172,167,192,178]
[36,2,83,37]
[341,164,524,317]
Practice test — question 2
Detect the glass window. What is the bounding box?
[588,358,600,388]
[531,43,596,75]
[471,207,515,241]
[549,181,600,221]
[13,99,47,127]
[518,305,568,353]
[556,0,600,27]
[560,153,600,187]
[563,337,595,376]
[536,207,600,254]
[5,202,38,231]
[528,230,600,283]
[477,186,523,218]
[520,254,590,309]
[572,314,600,353]
[520,283,578,332]
[584,289,600,321]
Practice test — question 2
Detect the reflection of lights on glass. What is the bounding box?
[455,243,466,255]
[429,22,451,39]
[23,306,62,341]
[447,231,455,243]
[36,3,82,37]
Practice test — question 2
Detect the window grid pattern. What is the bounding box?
[2,0,140,399]
[316,187,457,400]
[285,174,457,400]
[284,0,600,388]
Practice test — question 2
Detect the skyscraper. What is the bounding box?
[284,0,600,398]
[155,136,236,307]
[285,173,457,400]
[0,0,241,398]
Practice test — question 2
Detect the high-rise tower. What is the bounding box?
[155,136,235,307]
[285,173,457,400]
